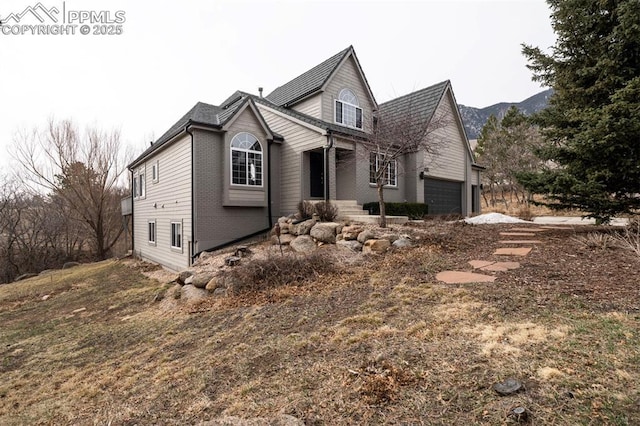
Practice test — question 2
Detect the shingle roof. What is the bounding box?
[129,96,278,168]
[265,46,352,106]
[378,80,450,123]
[250,94,369,141]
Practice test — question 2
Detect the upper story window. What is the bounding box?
[133,167,145,199]
[335,88,363,130]
[231,132,263,186]
[151,161,159,183]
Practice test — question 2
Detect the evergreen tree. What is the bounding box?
[520,0,640,221]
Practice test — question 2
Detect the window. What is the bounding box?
[369,153,398,187]
[133,168,145,199]
[171,221,182,250]
[231,132,263,186]
[151,161,159,183]
[133,175,138,198]
[335,88,363,129]
[148,220,156,245]
[138,171,145,197]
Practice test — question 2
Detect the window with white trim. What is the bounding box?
[148,220,156,245]
[335,88,363,129]
[132,175,138,198]
[151,161,159,183]
[369,152,398,187]
[171,221,182,250]
[133,168,145,199]
[231,132,263,186]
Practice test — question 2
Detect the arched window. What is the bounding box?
[231,132,262,186]
[335,88,363,129]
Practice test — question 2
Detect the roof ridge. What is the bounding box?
[265,46,352,106]
[379,80,450,106]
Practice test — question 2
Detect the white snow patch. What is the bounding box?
[464,213,530,225]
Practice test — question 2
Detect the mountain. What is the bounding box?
[459,88,553,140]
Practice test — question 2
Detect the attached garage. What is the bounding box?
[424,178,463,215]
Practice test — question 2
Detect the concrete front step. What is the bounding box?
[306,200,368,218]
[342,214,409,225]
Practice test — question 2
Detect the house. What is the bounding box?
[127,46,481,271]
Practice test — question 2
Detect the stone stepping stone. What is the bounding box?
[493,378,523,396]
[509,227,547,232]
[494,247,532,256]
[468,260,520,272]
[500,232,536,237]
[436,271,497,284]
[498,240,542,244]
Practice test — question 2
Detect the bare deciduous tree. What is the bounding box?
[362,98,449,227]
[12,119,130,260]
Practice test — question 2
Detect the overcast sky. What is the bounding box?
[0,0,556,169]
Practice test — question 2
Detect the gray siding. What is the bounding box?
[133,134,192,272]
[322,55,375,134]
[354,143,406,205]
[257,104,326,215]
[422,89,474,215]
[292,94,322,118]
[193,106,274,253]
[424,90,468,182]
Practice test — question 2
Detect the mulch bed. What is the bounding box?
[426,222,640,314]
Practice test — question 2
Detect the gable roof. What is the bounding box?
[266,46,351,107]
[378,80,450,123]
[380,80,477,161]
[129,97,279,169]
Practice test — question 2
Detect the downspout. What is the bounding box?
[130,168,134,257]
[185,122,195,264]
[324,130,334,202]
[267,138,273,229]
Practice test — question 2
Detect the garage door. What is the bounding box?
[424,178,462,215]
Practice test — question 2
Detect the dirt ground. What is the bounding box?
[1,220,638,425]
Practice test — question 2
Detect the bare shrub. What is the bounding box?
[515,204,533,221]
[314,201,339,222]
[225,251,335,294]
[297,200,315,220]
[572,232,617,250]
[355,360,415,404]
[613,218,640,258]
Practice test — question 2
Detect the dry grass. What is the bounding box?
[1,226,639,425]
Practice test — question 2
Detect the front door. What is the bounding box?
[310,151,324,198]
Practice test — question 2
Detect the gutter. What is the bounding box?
[185,122,195,265]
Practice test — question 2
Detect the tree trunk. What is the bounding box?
[377,184,387,228]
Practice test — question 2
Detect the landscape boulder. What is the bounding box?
[357,230,376,244]
[192,272,215,289]
[337,239,363,252]
[177,270,194,285]
[205,275,225,292]
[289,218,316,236]
[380,233,400,243]
[271,234,295,245]
[310,222,341,244]
[362,239,391,254]
[181,284,208,302]
[392,237,413,248]
[290,235,317,254]
[342,225,363,240]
